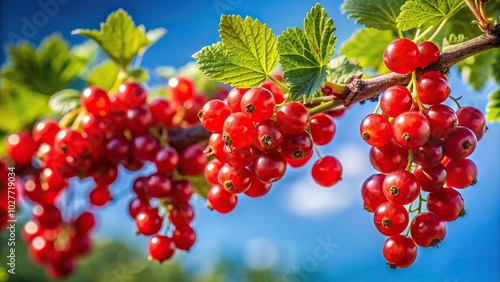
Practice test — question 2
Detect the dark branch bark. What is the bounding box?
[167,125,211,152]
[168,24,500,150]
[344,23,500,106]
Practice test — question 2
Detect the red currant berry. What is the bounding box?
[369,140,408,173]
[410,212,446,247]
[262,79,285,104]
[445,158,478,188]
[383,235,418,269]
[89,185,112,206]
[6,131,38,166]
[205,159,223,185]
[276,102,309,134]
[33,119,60,145]
[168,76,194,104]
[148,235,175,262]
[373,201,409,236]
[226,88,249,113]
[456,106,486,141]
[309,113,336,145]
[417,41,440,68]
[254,119,284,151]
[136,208,163,236]
[360,114,393,147]
[218,164,252,193]
[383,38,420,74]
[281,131,313,160]
[413,136,444,168]
[75,211,96,233]
[32,204,62,228]
[117,82,147,109]
[206,133,225,162]
[253,152,287,183]
[222,113,254,148]
[126,106,153,135]
[199,99,231,132]
[442,126,477,160]
[155,147,179,173]
[417,71,450,105]
[132,134,159,162]
[207,184,238,214]
[244,172,272,198]
[146,172,173,199]
[81,86,111,116]
[380,86,413,118]
[172,225,196,251]
[427,188,465,221]
[179,144,207,175]
[171,179,194,204]
[311,155,342,187]
[413,164,446,192]
[240,87,276,122]
[393,111,431,149]
[169,203,194,228]
[149,98,177,128]
[361,174,387,212]
[382,170,420,205]
[286,150,313,168]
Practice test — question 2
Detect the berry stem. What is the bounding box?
[427,18,449,42]
[267,74,289,94]
[405,150,414,171]
[397,29,404,39]
[410,71,425,113]
[58,108,82,128]
[324,81,347,95]
[71,110,86,131]
[308,100,344,116]
[313,144,323,159]
[449,95,463,108]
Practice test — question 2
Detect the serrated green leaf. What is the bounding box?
[49,89,81,115]
[86,61,119,91]
[71,40,98,65]
[341,0,406,30]
[193,13,278,88]
[304,3,337,65]
[145,28,167,45]
[72,9,156,69]
[127,68,149,83]
[442,33,468,51]
[340,28,396,74]
[277,4,336,101]
[0,87,51,133]
[397,0,465,31]
[193,42,267,88]
[1,34,84,95]
[486,89,500,122]
[327,55,363,84]
[493,50,500,84]
[458,49,499,91]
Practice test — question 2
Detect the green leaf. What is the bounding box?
[457,49,499,91]
[72,9,157,69]
[71,40,98,65]
[327,55,363,84]
[49,89,81,115]
[340,28,396,74]
[194,42,267,88]
[341,0,406,30]
[193,14,278,88]
[442,33,468,51]
[0,87,51,133]
[127,68,149,83]
[1,34,85,95]
[86,61,120,90]
[145,28,167,45]
[486,89,500,122]
[397,0,466,31]
[277,4,336,101]
[492,49,500,84]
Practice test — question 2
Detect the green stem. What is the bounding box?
[267,74,289,94]
[427,18,448,42]
[313,144,323,159]
[464,0,489,31]
[373,100,381,114]
[397,29,404,39]
[414,25,435,42]
[58,108,81,128]
[449,95,463,108]
[308,100,343,116]
[309,96,336,103]
[411,71,424,112]
[405,150,414,171]
[324,81,346,95]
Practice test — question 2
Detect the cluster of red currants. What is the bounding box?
[199,76,343,214]
[1,76,223,277]
[359,38,486,268]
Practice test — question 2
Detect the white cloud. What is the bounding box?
[285,178,354,216]
[334,144,369,178]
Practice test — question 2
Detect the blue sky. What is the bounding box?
[1,0,499,281]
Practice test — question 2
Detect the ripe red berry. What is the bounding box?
[413,164,447,192]
[75,211,96,233]
[286,150,313,168]
[373,202,409,236]
[6,131,38,166]
[149,98,176,128]
[222,113,254,148]
[218,164,252,194]
[383,235,418,269]
[240,87,276,122]
[360,114,393,147]
[32,204,62,228]
[369,140,408,173]
[309,114,336,145]
[253,152,287,183]
[442,126,477,160]
[33,119,60,145]
[168,76,194,104]
[136,208,163,236]
[179,144,207,175]
[383,170,420,205]
[146,172,173,199]
[413,136,444,168]
[380,86,413,118]
[427,188,465,221]
[280,131,313,160]
[199,99,231,132]
[207,184,238,214]
[126,106,153,135]
[410,212,447,247]
[226,88,249,113]
[168,203,194,228]
[132,134,159,161]
[148,235,176,262]
[262,79,285,104]
[311,156,342,187]
[456,106,486,140]
[383,38,420,74]
[445,158,478,188]
[155,147,179,173]
[117,82,147,109]
[205,159,224,185]
[207,133,225,162]
[172,225,196,251]
[253,119,284,151]
[417,71,450,105]
[417,41,440,68]
[89,185,112,206]
[361,173,387,212]
[276,102,309,134]
[393,111,431,149]
[244,173,272,198]
[81,86,111,116]
[223,145,257,168]
[425,104,457,138]
[171,179,194,203]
